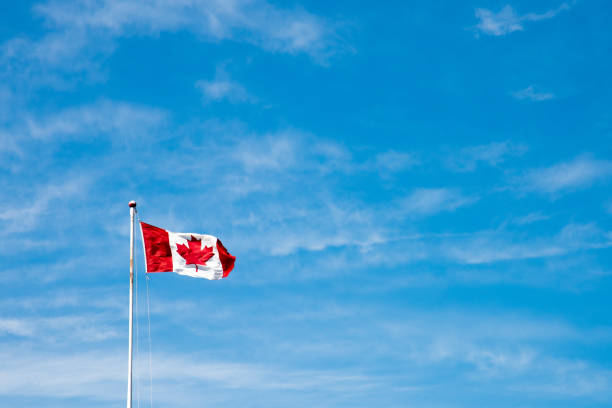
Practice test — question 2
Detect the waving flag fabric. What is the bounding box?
[140,222,235,280]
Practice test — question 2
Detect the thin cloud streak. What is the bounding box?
[196,65,256,104]
[35,0,341,57]
[513,211,551,225]
[24,100,167,142]
[374,150,420,172]
[0,174,92,235]
[0,347,382,404]
[399,188,477,216]
[442,223,612,264]
[446,141,527,172]
[512,85,555,101]
[1,293,611,403]
[521,155,612,194]
[1,0,345,89]
[474,3,571,36]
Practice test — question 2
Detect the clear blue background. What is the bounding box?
[1,1,611,407]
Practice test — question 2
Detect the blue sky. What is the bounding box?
[1,0,611,407]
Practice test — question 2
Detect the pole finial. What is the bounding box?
[128,201,137,208]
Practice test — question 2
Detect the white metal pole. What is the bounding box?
[127,200,137,408]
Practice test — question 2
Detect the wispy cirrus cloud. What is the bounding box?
[0,315,121,342]
[0,347,381,405]
[24,99,168,142]
[0,174,92,235]
[474,3,571,36]
[512,85,555,102]
[35,0,341,58]
[447,141,527,172]
[1,0,345,88]
[228,187,475,256]
[520,155,612,194]
[442,223,612,265]
[399,188,476,216]
[513,211,551,226]
[373,150,420,173]
[299,220,612,287]
[196,65,256,104]
[3,288,611,405]
[222,127,352,177]
[0,99,168,173]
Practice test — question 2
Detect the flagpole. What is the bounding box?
[127,200,137,408]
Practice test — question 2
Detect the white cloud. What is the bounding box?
[2,292,611,404]
[400,188,476,216]
[475,5,523,36]
[0,288,123,312]
[2,285,611,405]
[0,174,92,235]
[3,0,342,83]
[513,211,550,225]
[314,220,612,282]
[0,315,120,343]
[232,131,304,172]
[0,319,33,337]
[0,349,124,401]
[196,65,255,104]
[24,99,167,142]
[223,186,475,257]
[227,198,386,256]
[451,256,611,289]
[196,78,250,103]
[512,85,555,101]
[37,0,339,57]
[228,129,351,175]
[522,155,612,194]
[0,347,379,405]
[376,309,612,396]
[447,141,527,172]
[0,28,109,88]
[374,150,419,172]
[474,3,571,36]
[0,100,168,237]
[443,223,612,264]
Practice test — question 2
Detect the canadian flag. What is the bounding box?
[140,222,235,280]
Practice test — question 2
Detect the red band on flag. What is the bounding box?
[141,222,173,273]
[216,239,236,278]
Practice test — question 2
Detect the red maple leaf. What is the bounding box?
[176,235,214,272]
